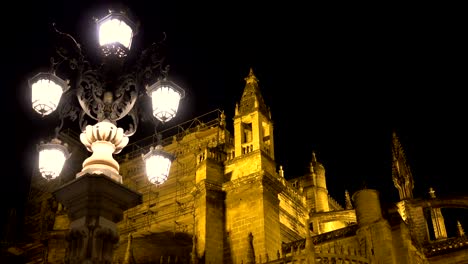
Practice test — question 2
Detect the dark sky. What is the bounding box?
[6,1,467,236]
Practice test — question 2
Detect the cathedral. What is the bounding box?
[3,69,468,263]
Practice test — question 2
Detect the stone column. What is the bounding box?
[54,174,141,264]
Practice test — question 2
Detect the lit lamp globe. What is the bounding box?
[142,145,174,185]
[29,72,68,116]
[146,79,185,123]
[97,11,136,57]
[37,138,70,180]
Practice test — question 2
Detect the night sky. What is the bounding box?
[6,1,467,238]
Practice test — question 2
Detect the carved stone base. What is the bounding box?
[53,173,142,263]
[67,216,118,264]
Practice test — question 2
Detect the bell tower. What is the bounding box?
[230,68,275,178]
[224,68,282,263]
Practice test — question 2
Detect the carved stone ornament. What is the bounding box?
[78,120,129,182]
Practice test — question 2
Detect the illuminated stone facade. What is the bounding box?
[5,69,468,264]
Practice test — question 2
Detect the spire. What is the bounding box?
[245,68,258,85]
[392,131,414,200]
[238,68,269,118]
[345,190,353,209]
[457,220,465,237]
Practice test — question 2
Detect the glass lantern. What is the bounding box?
[97,11,135,57]
[142,145,174,185]
[146,79,185,123]
[37,138,70,180]
[29,72,68,116]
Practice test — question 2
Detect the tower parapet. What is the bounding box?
[353,189,397,264]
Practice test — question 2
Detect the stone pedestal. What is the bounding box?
[53,174,142,264]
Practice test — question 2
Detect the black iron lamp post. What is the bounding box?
[29,9,184,263]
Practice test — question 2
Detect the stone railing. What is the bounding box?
[315,253,369,264]
[279,177,307,206]
[424,236,468,257]
[196,146,227,165]
[281,225,358,253]
[312,224,358,245]
[261,235,369,263]
[265,225,367,263]
[264,254,369,264]
[328,194,344,211]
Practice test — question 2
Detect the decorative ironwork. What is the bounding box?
[46,18,172,136]
[30,9,185,186]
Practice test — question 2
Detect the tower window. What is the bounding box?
[242,122,252,143]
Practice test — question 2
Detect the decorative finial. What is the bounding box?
[279,165,284,177]
[219,110,226,128]
[457,220,465,237]
[244,68,258,85]
[429,187,436,198]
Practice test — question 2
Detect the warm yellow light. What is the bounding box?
[37,139,70,180]
[142,145,174,185]
[147,80,185,123]
[98,18,133,49]
[30,73,68,116]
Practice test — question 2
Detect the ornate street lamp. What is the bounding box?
[29,9,184,184]
[28,8,185,263]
